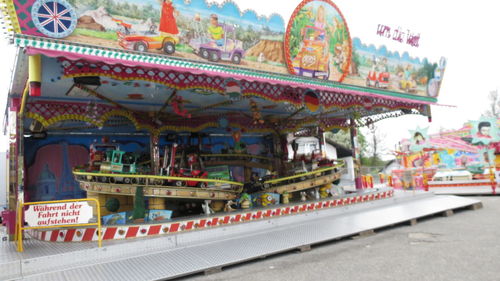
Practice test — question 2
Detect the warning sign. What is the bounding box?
[25,202,93,227]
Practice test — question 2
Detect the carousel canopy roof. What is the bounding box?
[2,0,448,135]
[9,36,435,135]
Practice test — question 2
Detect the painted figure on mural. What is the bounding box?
[476,122,492,139]
[191,13,204,38]
[159,0,179,37]
[313,6,334,36]
[413,132,426,145]
[208,14,224,46]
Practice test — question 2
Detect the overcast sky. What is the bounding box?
[0,0,499,156]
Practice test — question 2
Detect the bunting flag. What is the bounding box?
[304,90,320,113]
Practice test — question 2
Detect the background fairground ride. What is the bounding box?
[382,118,500,194]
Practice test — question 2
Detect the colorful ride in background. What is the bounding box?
[384,119,500,194]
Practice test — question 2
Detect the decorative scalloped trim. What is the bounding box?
[182,0,286,29]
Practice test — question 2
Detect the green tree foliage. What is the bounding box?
[105,197,120,212]
[357,130,368,158]
[324,130,351,149]
[328,19,348,54]
[132,186,146,220]
[69,0,160,22]
[289,8,313,58]
[351,49,361,74]
[416,60,437,85]
[325,128,388,169]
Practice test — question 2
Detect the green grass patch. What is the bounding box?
[73,28,118,41]
[246,55,258,62]
[176,43,193,53]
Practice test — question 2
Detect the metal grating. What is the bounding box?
[1,192,480,281]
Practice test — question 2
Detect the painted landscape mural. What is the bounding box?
[16,0,446,97]
[66,0,288,73]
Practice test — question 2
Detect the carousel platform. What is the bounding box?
[0,189,481,281]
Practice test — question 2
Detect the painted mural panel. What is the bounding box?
[347,39,446,97]
[6,0,446,97]
[66,0,286,73]
[27,143,88,201]
[284,0,351,82]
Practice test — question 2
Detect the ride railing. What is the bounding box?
[15,198,102,252]
[263,160,345,186]
[200,153,275,161]
[73,169,244,188]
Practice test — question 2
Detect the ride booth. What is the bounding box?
[0,0,481,279]
[389,120,500,194]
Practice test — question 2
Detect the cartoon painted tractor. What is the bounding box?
[292,25,330,80]
[189,23,244,64]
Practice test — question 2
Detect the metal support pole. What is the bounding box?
[350,119,362,190]
[150,133,160,175]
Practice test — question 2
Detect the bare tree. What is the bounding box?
[362,124,389,166]
[484,89,500,118]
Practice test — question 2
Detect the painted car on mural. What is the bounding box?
[189,23,244,64]
[292,26,330,80]
[116,20,179,54]
[117,32,179,54]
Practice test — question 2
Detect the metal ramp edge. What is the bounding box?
[4,192,481,281]
[429,186,497,195]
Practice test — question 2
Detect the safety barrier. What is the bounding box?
[16,198,101,252]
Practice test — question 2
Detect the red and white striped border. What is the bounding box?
[428,181,496,188]
[27,189,394,242]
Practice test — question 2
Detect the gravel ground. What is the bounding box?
[181,196,500,281]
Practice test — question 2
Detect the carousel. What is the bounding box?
[0,0,481,279]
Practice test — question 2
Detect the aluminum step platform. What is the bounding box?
[429,186,497,195]
[0,190,481,281]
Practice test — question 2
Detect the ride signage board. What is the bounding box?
[2,0,446,98]
[24,201,94,227]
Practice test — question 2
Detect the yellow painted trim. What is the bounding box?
[0,0,22,33]
[264,161,344,184]
[202,154,274,161]
[18,82,29,117]
[73,170,244,186]
[29,55,42,83]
